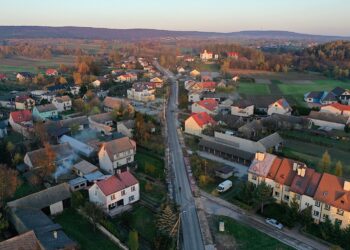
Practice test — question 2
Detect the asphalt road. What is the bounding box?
[154,61,204,250]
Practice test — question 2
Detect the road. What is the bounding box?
[154,61,204,250]
[201,192,329,250]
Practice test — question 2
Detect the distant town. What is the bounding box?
[0,24,350,250]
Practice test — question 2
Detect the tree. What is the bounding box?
[335,161,343,177]
[83,202,104,231]
[69,123,80,135]
[128,230,139,250]
[157,204,178,236]
[299,206,313,228]
[73,72,82,85]
[35,143,56,182]
[320,150,331,173]
[0,213,8,233]
[145,163,156,175]
[34,122,49,145]
[12,153,23,166]
[252,181,273,213]
[71,191,85,208]
[0,165,20,206]
[6,142,15,160]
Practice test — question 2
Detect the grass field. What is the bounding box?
[135,148,165,180]
[211,216,293,250]
[55,209,119,250]
[238,83,271,95]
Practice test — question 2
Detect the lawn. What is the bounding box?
[13,179,42,200]
[238,83,270,95]
[54,208,119,250]
[135,148,165,181]
[211,216,293,250]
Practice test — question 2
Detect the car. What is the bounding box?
[265,218,283,229]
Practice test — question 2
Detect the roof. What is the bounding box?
[214,114,244,129]
[17,72,33,78]
[309,111,349,125]
[248,153,277,177]
[228,52,239,57]
[258,132,283,149]
[331,87,346,96]
[84,171,108,182]
[314,173,350,211]
[59,115,88,128]
[15,95,32,103]
[73,160,98,175]
[59,135,95,156]
[195,99,218,111]
[10,110,32,123]
[215,165,234,174]
[322,102,350,112]
[47,84,70,92]
[46,69,57,74]
[26,143,73,167]
[305,91,326,99]
[35,104,57,113]
[189,112,216,128]
[89,112,113,123]
[274,158,297,186]
[290,168,315,195]
[266,157,282,179]
[8,183,71,210]
[305,172,322,197]
[322,92,338,102]
[0,231,42,250]
[103,96,128,109]
[54,95,71,103]
[0,120,7,129]
[102,137,136,161]
[232,99,254,108]
[246,95,277,109]
[274,98,291,110]
[95,172,139,196]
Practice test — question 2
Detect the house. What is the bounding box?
[0,120,7,138]
[44,116,89,141]
[98,137,136,174]
[32,104,58,121]
[231,100,254,117]
[15,95,35,110]
[321,92,338,105]
[0,230,43,250]
[9,110,34,138]
[304,91,328,104]
[47,84,70,93]
[184,112,216,136]
[7,183,76,250]
[46,69,58,76]
[238,120,265,139]
[150,77,164,88]
[89,171,139,216]
[185,80,197,91]
[69,85,81,96]
[188,90,203,103]
[262,114,311,131]
[190,69,201,78]
[227,52,239,60]
[200,50,216,61]
[246,96,277,113]
[215,166,234,179]
[116,73,137,82]
[16,72,33,82]
[117,120,135,137]
[52,96,72,112]
[191,82,216,92]
[127,82,155,102]
[267,98,292,116]
[214,113,245,130]
[72,160,98,177]
[103,96,131,112]
[89,112,114,135]
[177,67,185,74]
[184,56,195,62]
[91,79,102,88]
[320,103,350,117]
[191,98,218,115]
[59,135,96,157]
[308,111,350,130]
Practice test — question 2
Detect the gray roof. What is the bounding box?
[199,139,254,160]
[0,120,7,129]
[73,160,98,175]
[60,116,88,128]
[35,104,57,113]
[305,91,326,99]
[214,114,244,129]
[331,87,346,96]
[89,112,113,123]
[258,132,283,149]
[8,183,71,210]
[309,111,349,125]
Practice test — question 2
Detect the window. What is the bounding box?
[275,183,280,188]
[111,194,116,200]
[305,202,310,207]
[129,195,135,202]
[337,209,344,216]
[121,190,126,196]
[127,157,132,163]
[313,211,319,217]
[296,194,301,200]
[131,186,136,192]
[324,204,330,211]
[323,214,329,220]
[335,219,342,226]
[274,191,280,197]
[284,186,289,192]
[284,195,289,201]
[315,201,320,207]
[252,175,257,181]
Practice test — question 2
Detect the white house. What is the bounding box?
[15,95,35,110]
[231,101,254,117]
[267,98,292,116]
[188,91,202,103]
[89,172,139,216]
[127,82,155,102]
[52,96,72,112]
[191,98,218,115]
[98,137,136,174]
[184,112,216,136]
[320,103,350,117]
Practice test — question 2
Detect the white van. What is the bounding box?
[216,180,232,193]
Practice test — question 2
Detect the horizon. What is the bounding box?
[1,0,349,36]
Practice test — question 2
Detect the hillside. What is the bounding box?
[0,26,348,41]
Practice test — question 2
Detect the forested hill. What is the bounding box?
[0,26,348,41]
[296,40,350,78]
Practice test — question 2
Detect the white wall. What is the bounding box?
[50,201,64,215]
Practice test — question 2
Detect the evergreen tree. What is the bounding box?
[157,204,178,236]
[335,161,343,177]
[252,182,274,213]
[320,150,331,173]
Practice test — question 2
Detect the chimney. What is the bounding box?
[293,162,298,171]
[297,167,301,176]
[53,231,58,239]
[344,181,350,191]
[300,168,306,177]
[255,152,265,161]
[116,168,122,175]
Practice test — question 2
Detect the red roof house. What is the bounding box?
[185,112,216,136]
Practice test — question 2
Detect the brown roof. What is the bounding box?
[103,96,128,109]
[35,104,57,113]
[266,157,282,179]
[26,143,72,167]
[309,111,349,125]
[314,173,350,211]
[55,95,71,103]
[102,137,136,161]
[274,158,297,186]
[89,112,113,123]
[0,231,43,250]
[305,172,322,197]
[290,168,315,195]
[96,172,138,196]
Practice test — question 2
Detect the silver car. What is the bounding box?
[265,218,283,229]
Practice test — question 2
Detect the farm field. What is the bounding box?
[238,83,270,95]
[0,55,76,74]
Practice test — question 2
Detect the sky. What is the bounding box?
[0,0,349,36]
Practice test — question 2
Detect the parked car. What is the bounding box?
[216,180,232,193]
[265,218,283,229]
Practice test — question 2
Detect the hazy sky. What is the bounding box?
[1,0,349,36]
